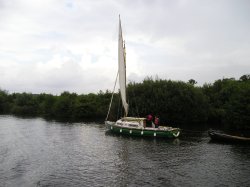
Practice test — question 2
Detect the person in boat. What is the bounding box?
[154,115,160,128]
[146,114,153,127]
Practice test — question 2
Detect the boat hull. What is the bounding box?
[208,130,250,143]
[106,122,180,138]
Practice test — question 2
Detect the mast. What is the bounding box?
[118,16,128,117]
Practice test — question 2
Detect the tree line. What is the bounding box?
[0,74,249,130]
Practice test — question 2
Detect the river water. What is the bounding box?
[0,115,249,187]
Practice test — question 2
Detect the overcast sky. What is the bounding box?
[0,0,249,94]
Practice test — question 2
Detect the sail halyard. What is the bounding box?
[118,16,129,117]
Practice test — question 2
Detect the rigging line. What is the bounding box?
[117,93,121,120]
[105,71,119,121]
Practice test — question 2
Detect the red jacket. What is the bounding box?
[147,114,153,121]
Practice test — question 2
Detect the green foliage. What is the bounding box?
[188,79,197,85]
[10,93,39,116]
[53,92,77,119]
[202,76,250,129]
[239,74,250,81]
[127,79,208,126]
[0,74,249,129]
[38,93,57,117]
[0,89,9,113]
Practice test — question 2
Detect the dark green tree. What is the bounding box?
[188,79,197,85]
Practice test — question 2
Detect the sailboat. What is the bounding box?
[105,16,180,138]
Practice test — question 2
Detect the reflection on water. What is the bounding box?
[0,115,249,187]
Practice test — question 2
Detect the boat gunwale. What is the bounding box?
[111,123,180,132]
[208,130,250,142]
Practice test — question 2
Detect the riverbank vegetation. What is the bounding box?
[0,74,249,130]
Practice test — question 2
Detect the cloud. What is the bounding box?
[0,44,117,94]
[0,0,250,94]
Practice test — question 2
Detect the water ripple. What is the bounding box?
[0,116,249,187]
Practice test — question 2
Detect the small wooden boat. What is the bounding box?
[208,130,250,143]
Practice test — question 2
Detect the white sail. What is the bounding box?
[118,17,128,116]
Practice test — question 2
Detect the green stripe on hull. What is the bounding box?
[108,125,180,138]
